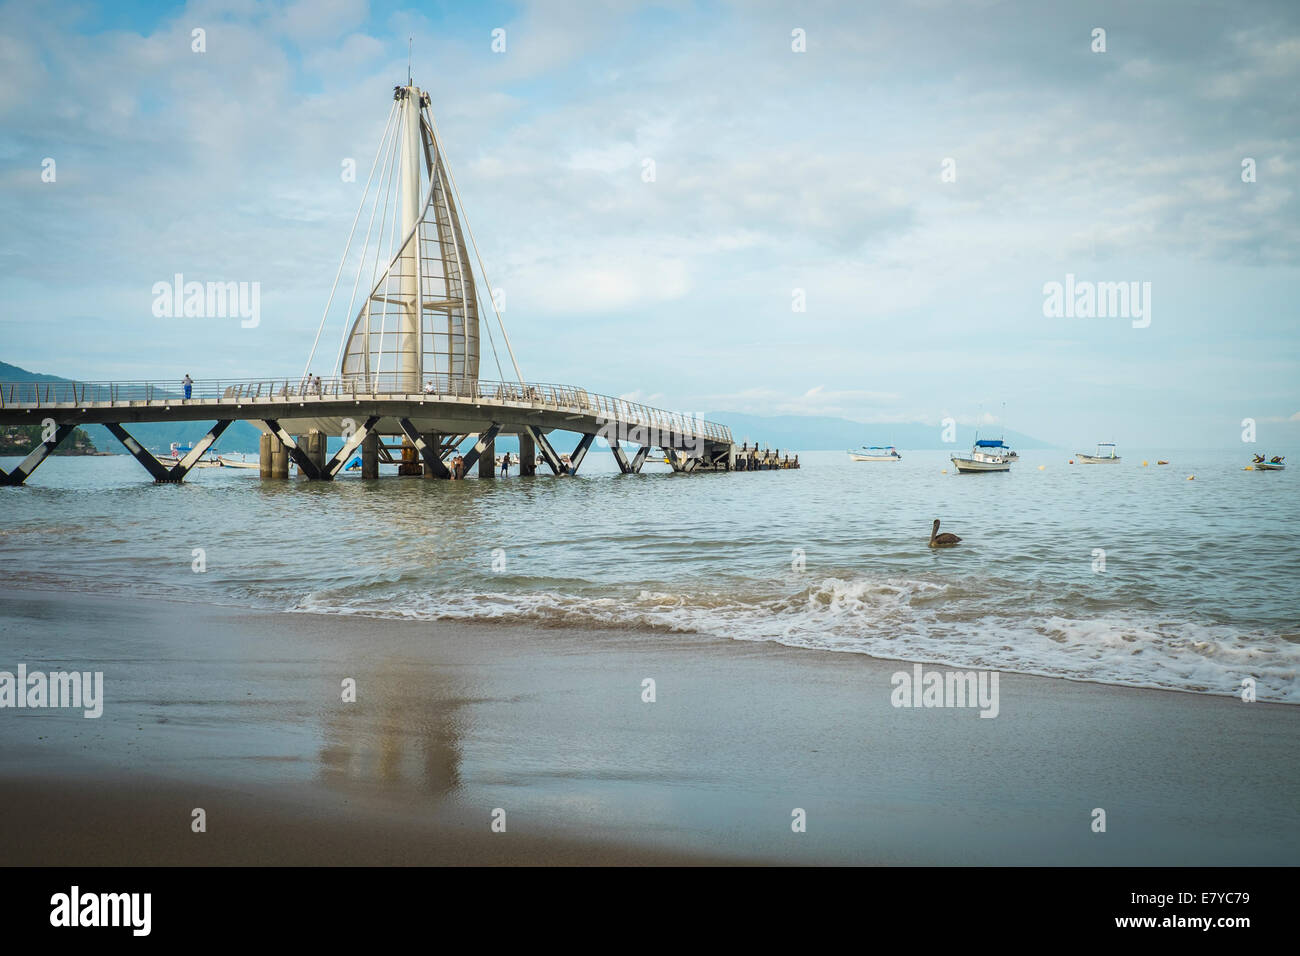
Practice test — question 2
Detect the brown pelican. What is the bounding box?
[929,519,961,548]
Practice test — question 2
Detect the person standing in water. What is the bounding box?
[500,452,511,476]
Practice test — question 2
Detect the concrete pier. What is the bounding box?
[259,433,274,479]
[260,432,289,479]
[421,431,441,479]
[361,432,379,479]
[478,435,495,478]
[519,430,535,476]
[298,430,326,477]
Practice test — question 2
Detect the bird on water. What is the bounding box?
[929,518,961,548]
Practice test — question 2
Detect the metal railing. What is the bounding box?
[0,375,733,444]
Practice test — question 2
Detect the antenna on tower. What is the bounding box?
[407,36,412,85]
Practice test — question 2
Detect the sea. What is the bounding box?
[2,448,1297,703]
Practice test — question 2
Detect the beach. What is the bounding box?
[2,586,1295,866]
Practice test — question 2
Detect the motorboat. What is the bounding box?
[951,439,1014,473]
[1076,442,1121,464]
[848,445,902,462]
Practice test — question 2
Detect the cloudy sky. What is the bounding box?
[1,0,1297,447]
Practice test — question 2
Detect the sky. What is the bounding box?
[1,0,1297,448]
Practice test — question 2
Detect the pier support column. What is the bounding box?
[309,430,327,473]
[259,433,274,478]
[519,430,535,476]
[270,436,289,480]
[361,432,379,479]
[296,431,326,477]
[478,435,495,478]
[420,431,448,479]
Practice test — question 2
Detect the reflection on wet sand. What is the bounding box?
[317,659,464,800]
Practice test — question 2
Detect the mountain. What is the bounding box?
[705,412,1053,451]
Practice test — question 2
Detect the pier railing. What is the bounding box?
[0,376,733,444]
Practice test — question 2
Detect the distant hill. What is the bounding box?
[705,412,1053,451]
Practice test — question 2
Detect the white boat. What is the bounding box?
[848,445,902,462]
[1253,455,1286,471]
[1076,441,1121,464]
[951,439,1014,473]
[167,441,222,467]
[217,455,260,470]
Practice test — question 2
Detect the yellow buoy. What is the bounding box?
[941,468,948,474]
[1142,460,1148,466]
[1245,465,1254,471]
[1187,475,1195,480]
[1038,464,1045,471]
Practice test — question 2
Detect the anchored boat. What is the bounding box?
[951,438,1014,473]
[848,445,902,462]
[1076,441,1121,464]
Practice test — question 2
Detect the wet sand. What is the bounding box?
[0,587,1296,865]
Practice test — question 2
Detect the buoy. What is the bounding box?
[1068,459,1074,464]
[1187,475,1195,480]
[1245,465,1254,471]
[1142,460,1148,466]
[1038,464,1045,471]
[941,468,948,474]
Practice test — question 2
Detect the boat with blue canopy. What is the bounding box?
[951,438,1015,473]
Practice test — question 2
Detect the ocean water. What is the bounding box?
[2,448,1297,703]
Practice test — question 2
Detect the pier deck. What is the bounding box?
[0,375,783,484]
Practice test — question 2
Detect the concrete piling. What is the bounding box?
[259,433,274,479]
[421,432,441,479]
[519,430,535,476]
[361,431,379,479]
[270,437,289,479]
[297,430,326,477]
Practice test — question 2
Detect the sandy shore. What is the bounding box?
[1,587,1296,865]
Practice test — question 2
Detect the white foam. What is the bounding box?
[291,575,1300,704]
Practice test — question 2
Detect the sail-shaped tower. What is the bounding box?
[338,85,480,393]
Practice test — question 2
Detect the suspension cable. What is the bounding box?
[423,105,524,384]
[303,100,397,379]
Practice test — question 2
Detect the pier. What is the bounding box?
[0,79,793,488]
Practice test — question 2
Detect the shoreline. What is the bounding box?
[1,587,1297,865]
[0,579,1288,707]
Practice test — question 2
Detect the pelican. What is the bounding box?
[929,518,961,548]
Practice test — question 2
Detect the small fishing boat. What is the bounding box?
[951,439,1014,473]
[217,454,259,470]
[848,445,902,462]
[168,441,222,467]
[1076,442,1121,464]
[1253,454,1286,471]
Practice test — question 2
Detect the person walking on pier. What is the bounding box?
[182,373,193,400]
